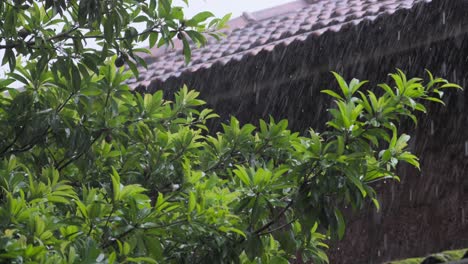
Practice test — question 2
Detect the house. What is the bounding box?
[131,0,468,262]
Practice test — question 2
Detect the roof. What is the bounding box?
[386,248,468,264]
[131,0,432,87]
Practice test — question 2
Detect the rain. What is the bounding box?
[132,0,468,262]
[0,0,467,262]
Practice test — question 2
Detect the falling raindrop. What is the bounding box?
[441,62,447,75]
[462,208,465,225]
[464,140,468,157]
[384,233,388,250]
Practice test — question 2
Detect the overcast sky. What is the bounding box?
[176,0,292,17]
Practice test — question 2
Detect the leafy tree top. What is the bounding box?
[0,0,230,76]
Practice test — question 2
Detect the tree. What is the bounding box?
[0,1,462,263]
[0,0,230,75]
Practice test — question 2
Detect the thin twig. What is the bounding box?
[254,200,294,235]
[57,132,102,171]
[258,217,298,236]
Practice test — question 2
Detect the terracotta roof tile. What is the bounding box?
[132,0,432,85]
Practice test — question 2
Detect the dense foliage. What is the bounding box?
[0,0,230,74]
[0,0,462,263]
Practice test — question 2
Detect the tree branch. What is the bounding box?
[101,220,187,249]
[254,199,294,235]
[0,26,79,49]
[258,217,298,236]
[0,125,26,156]
[56,132,102,171]
[0,23,162,50]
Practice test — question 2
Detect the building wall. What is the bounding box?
[325,31,468,263]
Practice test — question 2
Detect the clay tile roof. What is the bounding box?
[133,0,432,85]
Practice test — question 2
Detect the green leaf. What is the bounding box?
[334,208,345,239]
[425,97,445,105]
[347,174,367,198]
[336,136,345,155]
[80,86,103,96]
[149,32,159,47]
[182,37,191,64]
[395,134,410,152]
[270,256,289,264]
[188,191,196,213]
[398,152,420,169]
[190,11,214,23]
[372,198,380,211]
[108,252,117,264]
[126,257,157,263]
[349,78,368,95]
[126,59,139,79]
[75,200,89,219]
[331,71,349,100]
[186,30,207,46]
[234,166,251,186]
[158,0,171,16]
[245,235,263,261]
[217,13,232,28]
[378,83,395,97]
[274,230,296,255]
[219,226,246,238]
[111,167,121,201]
[440,83,462,89]
[321,89,343,100]
[103,16,114,43]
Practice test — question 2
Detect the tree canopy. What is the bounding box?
[0,0,462,263]
[0,0,229,76]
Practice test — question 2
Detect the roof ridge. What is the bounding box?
[246,0,310,22]
[158,17,370,79]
